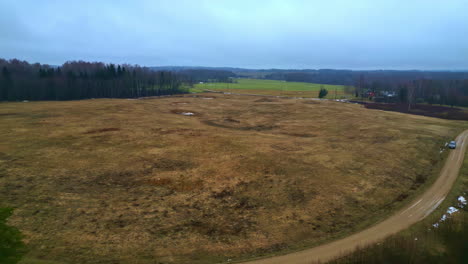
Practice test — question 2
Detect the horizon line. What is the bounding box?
[2,57,468,72]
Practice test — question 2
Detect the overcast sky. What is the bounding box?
[1,0,467,69]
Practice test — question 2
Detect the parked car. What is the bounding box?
[449,141,457,149]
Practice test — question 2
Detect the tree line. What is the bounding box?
[161,68,235,86]
[0,58,186,101]
[263,69,468,85]
[356,77,468,108]
[262,69,468,107]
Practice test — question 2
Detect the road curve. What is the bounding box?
[243,130,468,264]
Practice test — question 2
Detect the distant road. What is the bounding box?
[243,130,468,264]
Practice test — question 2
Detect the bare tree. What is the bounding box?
[407,81,417,111]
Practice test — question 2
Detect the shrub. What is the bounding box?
[0,208,26,264]
[319,88,328,98]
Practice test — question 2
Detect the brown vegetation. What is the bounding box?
[0,93,466,264]
[355,102,468,120]
[84,128,120,134]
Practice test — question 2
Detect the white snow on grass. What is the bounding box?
[432,204,461,228]
[458,196,467,207]
[446,206,458,214]
[181,112,194,116]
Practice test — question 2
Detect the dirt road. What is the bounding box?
[243,130,468,264]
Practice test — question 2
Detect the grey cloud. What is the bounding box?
[0,0,467,69]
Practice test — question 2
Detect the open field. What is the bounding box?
[245,130,468,264]
[193,79,350,99]
[0,94,466,264]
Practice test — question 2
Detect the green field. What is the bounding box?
[193,78,351,99]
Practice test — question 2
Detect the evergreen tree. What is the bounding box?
[318,87,328,98]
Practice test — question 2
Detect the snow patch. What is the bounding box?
[432,204,462,228]
[447,206,458,214]
[458,196,467,207]
[181,112,194,116]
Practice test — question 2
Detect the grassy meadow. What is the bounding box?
[0,94,466,264]
[193,78,350,99]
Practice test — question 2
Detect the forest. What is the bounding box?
[264,69,468,85]
[355,78,468,107]
[177,69,235,85]
[0,59,185,101]
[261,69,468,106]
[2,59,468,107]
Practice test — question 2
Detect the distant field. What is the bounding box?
[193,78,351,98]
[0,95,465,264]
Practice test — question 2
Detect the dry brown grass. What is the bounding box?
[0,94,466,264]
[84,127,121,134]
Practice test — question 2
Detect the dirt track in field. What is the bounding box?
[243,130,468,264]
